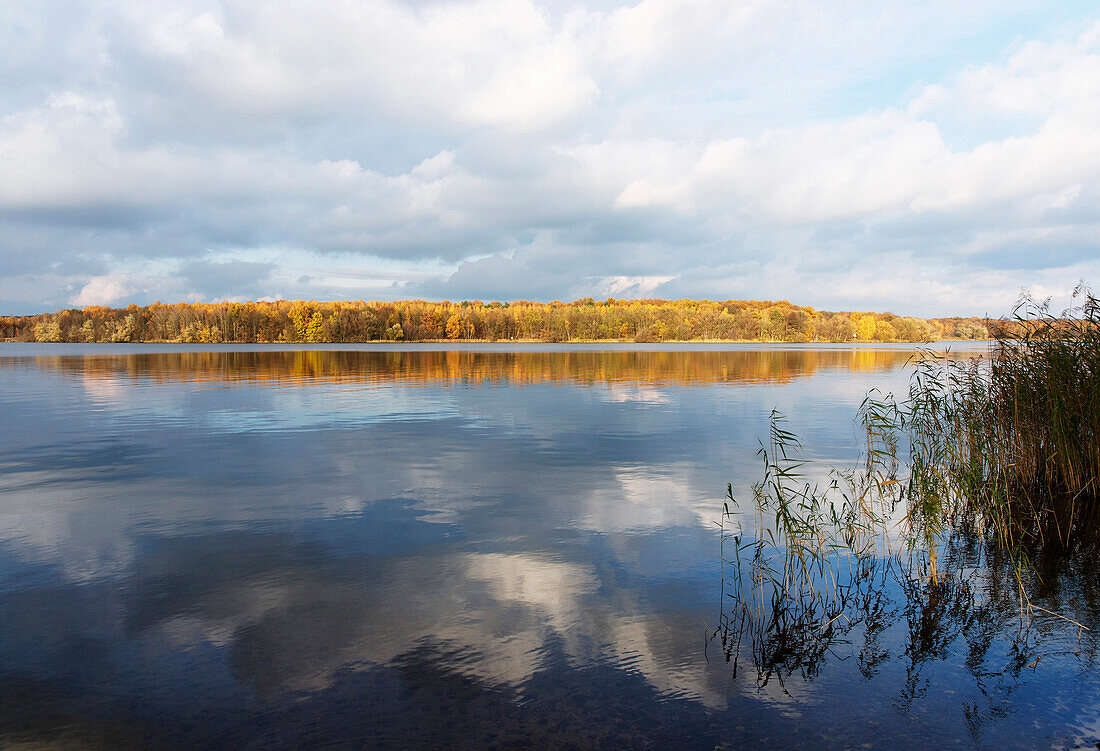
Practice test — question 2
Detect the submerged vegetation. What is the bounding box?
[2,297,990,343]
[716,288,1100,690]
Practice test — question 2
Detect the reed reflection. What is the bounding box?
[714,403,1100,746]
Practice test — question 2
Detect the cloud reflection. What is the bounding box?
[3,348,1090,748]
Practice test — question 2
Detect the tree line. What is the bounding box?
[1,298,991,343]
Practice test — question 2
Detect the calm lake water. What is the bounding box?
[1,343,1097,750]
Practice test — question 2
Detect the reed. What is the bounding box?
[850,285,1100,569]
[895,286,1100,559]
[716,287,1100,684]
[960,288,1099,553]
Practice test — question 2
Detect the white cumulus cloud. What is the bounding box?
[0,1,1098,315]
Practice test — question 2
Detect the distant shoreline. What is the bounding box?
[0,298,995,345]
[0,337,992,345]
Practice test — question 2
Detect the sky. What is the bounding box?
[2,0,1099,316]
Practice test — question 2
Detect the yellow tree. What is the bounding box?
[854,315,877,341]
[290,305,326,342]
[446,313,472,339]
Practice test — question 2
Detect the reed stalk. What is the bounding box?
[716,286,1100,684]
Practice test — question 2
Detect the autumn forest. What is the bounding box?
[2,298,991,343]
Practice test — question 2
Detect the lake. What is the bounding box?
[1,343,1096,750]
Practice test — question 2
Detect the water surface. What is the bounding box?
[1,344,1096,750]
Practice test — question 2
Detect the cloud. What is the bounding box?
[71,275,135,306]
[107,0,604,133]
[600,275,675,296]
[0,1,1098,315]
[574,19,1100,224]
[179,259,276,300]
